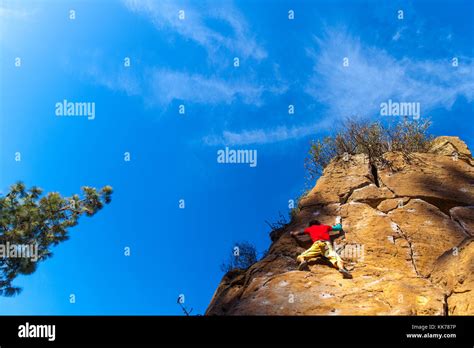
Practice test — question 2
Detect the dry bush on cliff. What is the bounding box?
[305,118,433,178]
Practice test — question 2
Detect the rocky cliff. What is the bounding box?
[206,136,474,315]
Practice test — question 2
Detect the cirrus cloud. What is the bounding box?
[123,0,267,61]
[205,28,474,146]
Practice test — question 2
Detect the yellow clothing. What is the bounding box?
[297,240,341,266]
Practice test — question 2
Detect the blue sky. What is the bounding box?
[0,0,472,315]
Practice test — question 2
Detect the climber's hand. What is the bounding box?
[290,230,304,237]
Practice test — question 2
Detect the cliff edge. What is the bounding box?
[206,136,474,315]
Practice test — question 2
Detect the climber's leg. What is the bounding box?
[321,241,340,266]
[297,242,322,270]
[298,242,322,261]
[323,241,352,279]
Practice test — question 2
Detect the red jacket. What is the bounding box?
[304,225,332,242]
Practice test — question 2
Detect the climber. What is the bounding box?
[290,218,352,279]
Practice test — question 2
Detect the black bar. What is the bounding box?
[0,315,472,346]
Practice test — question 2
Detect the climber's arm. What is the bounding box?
[290,229,306,237]
[329,223,344,236]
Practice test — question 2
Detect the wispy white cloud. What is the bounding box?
[0,6,35,19]
[203,121,328,146]
[78,1,274,107]
[80,63,278,107]
[84,65,142,97]
[123,0,267,61]
[305,29,474,119]
[205,28,474,146]
[391,26,407,41]
[148,68,265,106]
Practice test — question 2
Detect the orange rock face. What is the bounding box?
[206,137,474,315]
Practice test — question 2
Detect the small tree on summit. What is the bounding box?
[0,182,113,296]
[305,118,433,178]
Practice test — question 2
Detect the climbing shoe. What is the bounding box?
[339,268,353,279]
[298,260,309,271]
